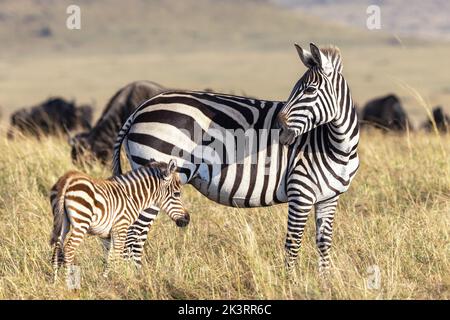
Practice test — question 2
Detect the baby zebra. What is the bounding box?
[49,159,189,279]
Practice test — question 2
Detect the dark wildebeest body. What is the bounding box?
[70,81,167,164]
[422,106,449,133]
[361,94,410,131]
[8,97,92,139]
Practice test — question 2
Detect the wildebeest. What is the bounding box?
[70,81,167,164]
[7,97,93,139]
[422,106,449,133]
[361,94,410,131]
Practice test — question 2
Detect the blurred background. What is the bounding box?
[1,0,449,126]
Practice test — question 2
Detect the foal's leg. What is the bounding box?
[51,241,63,282]
[63,224,89,273]
[103,225,128,277]
[52,217,70,282]
[100,236,112,267]
[125,206,160,266]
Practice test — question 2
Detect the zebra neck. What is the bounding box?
[327,84,359,156]
[326,112,359,156]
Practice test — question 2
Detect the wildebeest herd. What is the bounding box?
[69,81,167,164]
[360,94,449,132]
[7,97,93,139]
[3,44,449,281]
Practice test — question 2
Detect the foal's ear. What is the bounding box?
[167,159,177,176]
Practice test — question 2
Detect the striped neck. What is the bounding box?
[326,73,359,156]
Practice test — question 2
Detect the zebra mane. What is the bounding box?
[144,161,169,172]
[110,161,166,183]
[320,45,343,73]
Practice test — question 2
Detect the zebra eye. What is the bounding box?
[173,192,181,198]
[304,86,316,94]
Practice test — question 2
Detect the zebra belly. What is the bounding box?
[190,182,282,207]
[190,163,288,207]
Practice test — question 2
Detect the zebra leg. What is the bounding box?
[51,213,70,282]
[100,236,111,267]
[315,197,338,275]
[51,241,63,283]
[103,227,127,277]
[52,234,67,282]
[103,233,115,277]
[284,197,313,274]
[63,225,89,273]
[101,236,111,253]
[125,206,159,267]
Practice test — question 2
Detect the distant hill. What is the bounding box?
[0,0,403,58]
[272,0,450,41]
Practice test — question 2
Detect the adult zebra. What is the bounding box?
[112,43,360,274]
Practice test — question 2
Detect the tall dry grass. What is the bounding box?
[0,130,448,299]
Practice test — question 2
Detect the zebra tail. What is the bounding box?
[112,92,166,176]
[112,115,134,176]
[49,178,70,246]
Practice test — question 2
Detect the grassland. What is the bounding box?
[0,129,448,299]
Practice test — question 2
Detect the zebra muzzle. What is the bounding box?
[279,128,296,145]
[175,212,190,228]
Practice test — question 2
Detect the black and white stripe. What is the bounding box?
[113,43,360,274]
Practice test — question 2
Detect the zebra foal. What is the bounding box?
[49,159,188,279]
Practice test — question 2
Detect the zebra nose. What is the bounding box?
[175,212,190,228]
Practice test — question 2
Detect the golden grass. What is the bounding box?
[0,130,448,299]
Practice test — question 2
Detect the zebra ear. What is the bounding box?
[295,43,316,69]
[167,159,177,175]
[309,43,333,74]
